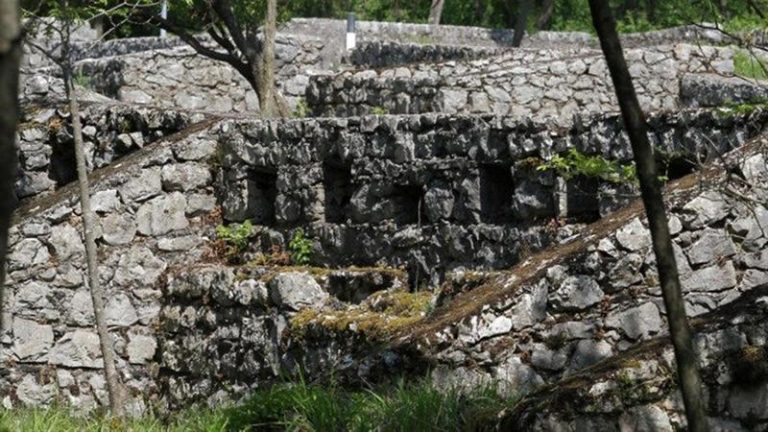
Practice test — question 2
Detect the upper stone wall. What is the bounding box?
[70,34,327,114]
[308,44,734,122]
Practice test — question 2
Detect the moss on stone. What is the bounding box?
[290,290,433,339]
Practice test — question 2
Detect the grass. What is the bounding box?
[0,408,229,432]
[0,380,509,432]
[734,50,768,80]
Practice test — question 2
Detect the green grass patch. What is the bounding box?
[0,407,229,432]
[0,380,510,432]
[734,50,768,80]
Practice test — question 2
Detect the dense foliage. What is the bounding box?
[27,0,767,39]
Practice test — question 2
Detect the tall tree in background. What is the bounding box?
[587,0,708,430]
[144,0,288,117]
[0,0,21,338]
[536,0,554,29]
[24,2,127,415]
[428,0,444,25]
[512,0,532,46]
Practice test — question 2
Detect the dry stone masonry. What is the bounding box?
[7,15,768,431]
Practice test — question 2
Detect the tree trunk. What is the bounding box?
[428,0,445,25]
[645,0,657,21]
[474,0,485,25]
[536,0,555,30]
[0,0,21,337]
[513,0,532,47]
[257,0,288,117]
[587,1,708,430]
[63,70,125,417]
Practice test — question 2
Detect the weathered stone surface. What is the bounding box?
[682,262,737,292]
[173,139,216,161]
[269,272,328,311]
[91,189,121,213]
[136,192,188,236]
[531,343,570,371]
[106,293,139,327]
[509,285,548,330]
[120,167,162,203]
[568,339,613,372]
[49,224,84,260]
[551,275,604,311]
[615,218,651,252]
[16,375,56,406]
[618,405,673,432]
[8,238,50,270]
[682,190,730,228]
[605,302,663,340]
[101,213,137,245]
[113,246,167,287]
[48,330,103,368]
[687,229,736,265]
[478,316,513,340]
[67,290,95,326]
[161,163,212,191]
[127,334,157,364]
[12,318,53,360]
[494,355,545,396]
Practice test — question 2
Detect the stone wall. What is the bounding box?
[349,41,509,69]
[404,135,768,431]
[6,105,768,414]
[15,104,196,201]
[74,34,328,114]
[307,44,735,121]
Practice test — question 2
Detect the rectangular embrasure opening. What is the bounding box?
[323,161,353,223]
[480,163,514,223]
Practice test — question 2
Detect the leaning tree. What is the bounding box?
[140,0,289,117]
[588,0,708,430]
[22,0,137,415]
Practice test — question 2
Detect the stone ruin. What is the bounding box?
[6,17,768,430]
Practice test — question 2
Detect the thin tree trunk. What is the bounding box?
[536,0,554,30]
[645,0,657,22]
[513,0,532,46]
[257,0,288,117]
[428,0,445,25]
[63,70,125,416]
[0,0,21,338]
[474,0,485,25]
[587,1,708,430]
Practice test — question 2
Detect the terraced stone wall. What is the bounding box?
[307,44,734,121]
[15,105,196,202]
[216,109,767,283]
[5,108,768,415]
[73,34,328,114]
[410,138,768,431]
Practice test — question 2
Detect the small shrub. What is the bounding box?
[215,220,254,259]
[371,106,389,115]
[292,98,310,117]
[73,71,92,89]
[734,50,768,81]
[288,228,312,265]
[537,148,637,184]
